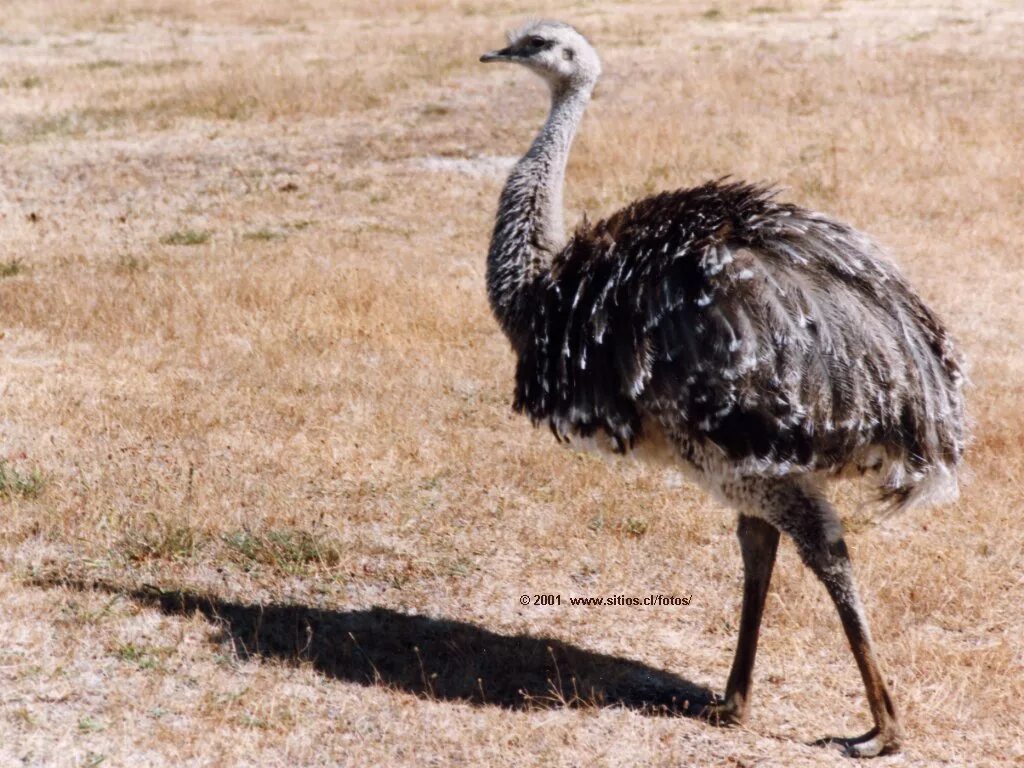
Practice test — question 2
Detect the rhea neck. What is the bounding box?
[487,79,592,350]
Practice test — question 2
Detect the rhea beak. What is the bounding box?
[480,46,514,63]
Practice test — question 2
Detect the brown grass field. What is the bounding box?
[1,0,1023,765]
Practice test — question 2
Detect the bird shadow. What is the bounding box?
[31,576,716,717]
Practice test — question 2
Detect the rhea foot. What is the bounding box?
[814,727,902,758]
[700,696,746,727]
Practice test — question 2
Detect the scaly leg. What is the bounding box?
[703,513,780,725]
[762,479,902,758]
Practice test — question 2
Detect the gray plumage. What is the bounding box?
[480,19,966,757]
[514,182,966,512]
[483,24,965,514]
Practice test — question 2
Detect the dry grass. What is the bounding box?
[1,1,1023,765]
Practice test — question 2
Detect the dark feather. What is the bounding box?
[511,180,966,505]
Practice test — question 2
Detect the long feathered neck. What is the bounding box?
[487,84,591,350]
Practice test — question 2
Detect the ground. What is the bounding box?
[1,1,1023,766]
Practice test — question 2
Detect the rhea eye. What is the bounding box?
[529,36,546,47]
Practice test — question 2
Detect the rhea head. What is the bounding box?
[480,20,601,95]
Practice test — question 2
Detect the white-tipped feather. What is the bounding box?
[484,20,966,517]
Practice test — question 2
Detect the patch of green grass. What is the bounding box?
[114,253,144,273]
[0,258,25,277]
[439,555,473,578]
[701,8,722,20]
[133,58,197,75]
[21,75,42,89]
[160,228,211,246]
[338,177,372,192]
[3,107,128,144]
[799,175,837,202]
[0,460,45,499]
[152,89,261,121]
[78,716,105,734]
[621,517,649,538]
[119,520,205,563]
[239,713,270,729]
[223,528,343,572]
[112,643,161,670]
[15,114,75,141]
[421,103,451,116]
[9,707,34,728]
[243,227,285,242]
[243,221,315,241]
[82,59,123,70]
[55,595,123,628]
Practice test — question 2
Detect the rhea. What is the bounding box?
[479,20,965,758]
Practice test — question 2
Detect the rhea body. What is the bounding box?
[480,21,965,758]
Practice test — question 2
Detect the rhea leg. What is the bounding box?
[806,536,901,757]
[765,480,902,757]
[704,514,780,725]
